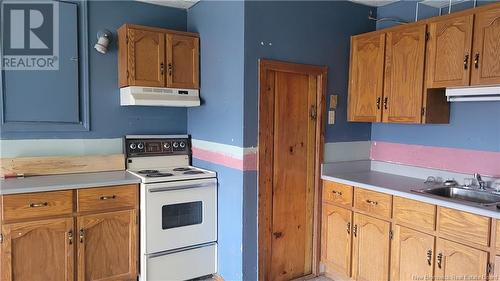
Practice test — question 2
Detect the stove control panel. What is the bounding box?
[125,136,190,157]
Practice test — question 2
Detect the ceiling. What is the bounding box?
[136,0,200,9]
[349,0,400,7]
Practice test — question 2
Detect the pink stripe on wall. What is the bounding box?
[371,141,500,177]
[192,147,257,171]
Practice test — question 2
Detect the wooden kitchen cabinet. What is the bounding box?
[352,213,391,281]
[166,34,200,89]
[77,210,137,281]
[347,33,385,122]
[321,204,352,278]
[426,15,474,88]
[391,225,435,281]
[118,24,199,89]
[383,24,427,124]
[434,238,488,279]
[1,218,74,281]
[471,6,500,86]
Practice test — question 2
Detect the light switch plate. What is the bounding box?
[330,95,338,109]
[328,110,335,125]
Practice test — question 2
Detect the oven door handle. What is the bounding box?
[148,182,214,193]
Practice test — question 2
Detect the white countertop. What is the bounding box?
[322,162,500,219]
[0,171,141,195]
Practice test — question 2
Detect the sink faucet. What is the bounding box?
[474,173,487,190]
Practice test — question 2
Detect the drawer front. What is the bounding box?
[354,188,392,218]
[438,207,490,246]
[323,181,353,207]
[393,196,436,231]
[77,185,138,213]
[2,190,73,222]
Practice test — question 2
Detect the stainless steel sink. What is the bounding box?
[413,186,500,205]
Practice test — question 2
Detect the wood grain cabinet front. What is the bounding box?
[437,207,491,247]
[321,204,352,278]
[323,181,353,207]
[354,188,392,219]
[77,184,138,213]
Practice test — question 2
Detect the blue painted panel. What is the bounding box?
[1,0,188,139]
[187,1,245,147]
[192,158,244,281]
[243,1,376,147]
[243,171,258,281]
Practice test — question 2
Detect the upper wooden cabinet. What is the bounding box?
[348,33,385,122]
[383,24,427,123]
[118,24,199,89]
[426,15,474,88]
[471,6,500,85]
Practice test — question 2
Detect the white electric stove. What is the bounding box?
[125,135,217,281]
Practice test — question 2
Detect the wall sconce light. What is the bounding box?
[94,29,113,54]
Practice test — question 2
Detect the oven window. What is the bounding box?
[162,201,203,229]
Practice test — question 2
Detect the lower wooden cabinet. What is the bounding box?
[391,225,434,281]
[352,213,391,281]
[434,238,488,280]
[322,204,352,278]
[1,218,74,281]
[77,210,137,281]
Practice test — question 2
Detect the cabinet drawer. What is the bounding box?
[354,188,392,218]
[77,185,138,213]
[393,196,436,231]
[1,190,73,222]
[438,207,490,246]
[323,181,353,207]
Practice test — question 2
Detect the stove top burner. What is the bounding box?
[146,172,174,177]
[173,167,192,172]
[139,169,159,174]
[184,170,204,175]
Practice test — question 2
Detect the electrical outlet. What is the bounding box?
[328,110,335,125]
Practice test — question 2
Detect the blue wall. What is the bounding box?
[187,2,246,280]
[1,1,188,139]
[243,1,376,147]
[373,0,500,152]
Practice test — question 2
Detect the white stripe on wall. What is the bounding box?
[323,141,371,162]
[191,139,257,159]
[0,138,124,158]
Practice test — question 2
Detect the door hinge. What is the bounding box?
[126,70,129,78]
[488,262,494,274]
[126,35,129,44]
[310,105,317,120]
[425,32,430,41]
[421,107,426,116]
[389,230,393,240]
[0,233,3,244]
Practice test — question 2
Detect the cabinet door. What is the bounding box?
[383,25,427,123]
[471,7,500,85]
[322,204,352,278]
[1,218,74,281]
[391,225,435,281]
[127,28,165,87]
[434,238,488,280]
[348,33,385,122]
[166,34,199,89]
[77,210,137,281]
[352,213,390,281]
[426,15,474,88]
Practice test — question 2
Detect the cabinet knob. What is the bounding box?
[474,53,480,69]
[366,199,378,206]
[68,230,73,245]
[168,63,173,76]
[437,252,443,268]
[426,249,432,266]
[346,222,351,234]
[383,97,388,110]
[376,97,381,110]
[160,63,165,75]
[353,224,358,237]
[464,54,469,70]
[79,229,85,243]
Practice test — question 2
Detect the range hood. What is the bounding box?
[120,86,200,107]
[446,85,500,102]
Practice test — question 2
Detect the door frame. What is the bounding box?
[258,59,327,280]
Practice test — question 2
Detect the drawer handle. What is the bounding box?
[99,195,117,201]
[437,253,443,268]
[426,249,432,266]
[353,224,358,237]
[331,190,343,196]
[79,229,85,243]
[346,222,351,234]
[29,202,48,208]
[68,230,73,245]
[366,199,378,206]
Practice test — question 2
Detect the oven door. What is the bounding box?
[144,178,217,253]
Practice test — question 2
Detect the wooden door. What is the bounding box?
[352,213,391,281]
[166,34,199,89]
[471,7,500,85]
[434,238,488,280]
[1,218,74,281]
[426,15,474,88]
[77,210,137,281]
[258,60,326,281]
[348,33,385,122]
[391,225,435,281]
[321,204,352,278]
[127,28,165,87]
[383,25,427,123]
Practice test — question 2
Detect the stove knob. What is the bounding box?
[173,142,179,148]
[137,143,144,149]
[163,142,171,149]
[179,141,186,148]
[129,143,137,150]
